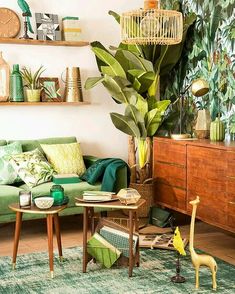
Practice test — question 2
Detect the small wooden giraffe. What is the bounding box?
[189,196,217,290]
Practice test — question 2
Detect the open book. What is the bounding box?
[139,234,188,251]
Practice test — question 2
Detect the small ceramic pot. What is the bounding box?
[26,89,41,102]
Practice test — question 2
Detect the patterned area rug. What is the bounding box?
[0,247,234,294]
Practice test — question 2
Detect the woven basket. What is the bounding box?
[123,182,154,218]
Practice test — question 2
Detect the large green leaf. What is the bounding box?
[90,41,110,73]
[110,112,140,138]
[125,104,147,138]
[128,70,155,93]
[92,47,126,79]
[103,75,137,104]
[121,50,154,72]
[145,100,171,136]
[85,77,104,90]
[108,10,120,24]
[146,109,162,137]
[136,94,148,118]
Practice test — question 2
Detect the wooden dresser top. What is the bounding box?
[154,137,235,151]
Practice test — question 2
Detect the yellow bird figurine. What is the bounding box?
[173,227,186,256]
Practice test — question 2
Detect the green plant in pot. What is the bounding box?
[85,6,196,217]
[21,66,44,102]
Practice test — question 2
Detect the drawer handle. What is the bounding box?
[229,202,235,205]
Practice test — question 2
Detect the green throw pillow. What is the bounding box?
[10,149,55,188]
[0,142,23,185]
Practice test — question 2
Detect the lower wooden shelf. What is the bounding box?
[0,102,90,106]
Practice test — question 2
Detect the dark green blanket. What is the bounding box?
[81,158,130,192]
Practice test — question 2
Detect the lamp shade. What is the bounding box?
[121,0,183,45]
[191,79,209,97]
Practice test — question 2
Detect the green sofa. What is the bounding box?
[0,137,128,224]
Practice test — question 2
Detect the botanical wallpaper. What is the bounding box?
[162,0,235,133]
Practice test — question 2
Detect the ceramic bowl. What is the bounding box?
[34,197,54,210]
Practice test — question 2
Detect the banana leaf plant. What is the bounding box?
[85,6,196,184]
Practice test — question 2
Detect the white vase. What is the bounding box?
[195,109,211,139]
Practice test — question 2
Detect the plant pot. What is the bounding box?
[195,109,211,139]
[26,89,41,102]
[123,182,154,218]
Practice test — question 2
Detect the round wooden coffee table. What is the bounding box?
[9,203,67,278]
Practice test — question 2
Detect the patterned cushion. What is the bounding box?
[40,143,86,176]
[10,149,55,188]
[0,142,23,185]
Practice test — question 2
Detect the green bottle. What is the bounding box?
[10,64,24,102]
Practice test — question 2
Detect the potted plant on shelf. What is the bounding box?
[85,8,196,217]
[21,66,44,102]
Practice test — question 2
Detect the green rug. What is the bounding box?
[0,247,234,294]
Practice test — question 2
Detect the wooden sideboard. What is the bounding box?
[153,137,235,233]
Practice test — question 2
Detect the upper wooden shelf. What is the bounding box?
[0,102,90,106]
[0,38,89,47]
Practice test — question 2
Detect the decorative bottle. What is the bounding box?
[210,117,225,141]
[10,64,24,102]
[0,51,10,102]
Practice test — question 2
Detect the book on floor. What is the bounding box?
[139,233,188,250]
[99,225,138,258]
[87,232,121,268]
[53,174,81,184]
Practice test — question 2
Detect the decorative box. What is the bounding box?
[62,17,81,41]
[117,188,141,205]
[53,174,81,184]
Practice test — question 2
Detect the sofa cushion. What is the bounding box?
[0,142,23,185]
[0,185,24,215]
[41,142,86,175]
[19,181,102,207]
[10,149,55,188]
[8,137,77,153]
[0,140,7,146]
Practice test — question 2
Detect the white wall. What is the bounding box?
[0,0,143,159]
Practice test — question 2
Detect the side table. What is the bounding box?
[75,198,146,277]
[8,203,67,278]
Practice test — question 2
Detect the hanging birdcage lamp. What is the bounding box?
[121,0,183,45]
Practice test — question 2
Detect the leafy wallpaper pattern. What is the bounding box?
[162,0,235,133]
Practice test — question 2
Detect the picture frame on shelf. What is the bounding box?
[39,77,62,102]
[35,13,61,41]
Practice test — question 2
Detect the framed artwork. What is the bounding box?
[35,13,61,41]
[39,78,62,102]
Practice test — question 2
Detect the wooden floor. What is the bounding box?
[0,213,234,266]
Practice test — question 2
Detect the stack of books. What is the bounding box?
[83,191,115,201]
[53,174,81,184]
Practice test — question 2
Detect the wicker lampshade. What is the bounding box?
[121,0,183,45]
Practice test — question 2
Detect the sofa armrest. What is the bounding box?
[83,155,128,192]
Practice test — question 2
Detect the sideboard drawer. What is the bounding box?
[154,162,186,189]
[154,139,186,166]
[155,182,186,212]
[228,202,235,230]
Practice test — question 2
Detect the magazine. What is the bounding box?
[139,233,188,251]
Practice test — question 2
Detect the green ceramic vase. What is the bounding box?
[10,64,24,102]
[210,117,225,141]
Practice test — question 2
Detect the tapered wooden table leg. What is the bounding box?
[47,214,54,278]
[54,213,63,262]
[134,211,140,267]
[12,211,23,270]
[129,210,134,277]
[83,207,89,273]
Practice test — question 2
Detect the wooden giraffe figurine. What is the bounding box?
[189,196,217,290]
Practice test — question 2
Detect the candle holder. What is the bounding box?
[50,185,64,205]
[19,191,32,208]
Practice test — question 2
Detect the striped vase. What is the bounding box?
[210,118,225,141]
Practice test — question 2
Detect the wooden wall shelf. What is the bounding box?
[0,102,90,106]
[0,38,89,47]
